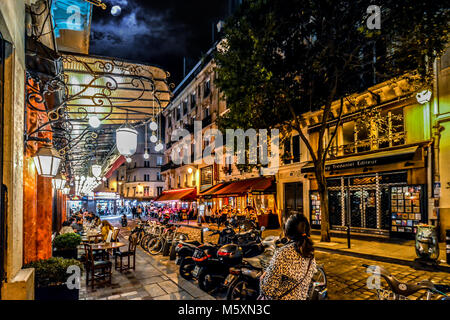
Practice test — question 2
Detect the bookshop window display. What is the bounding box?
[310,172,426,238]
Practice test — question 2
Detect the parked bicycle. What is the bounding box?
[362,264,450,300]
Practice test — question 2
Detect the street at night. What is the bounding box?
[0,0,449,312]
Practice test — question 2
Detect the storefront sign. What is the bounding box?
[94,192,119,199]
[301,151,415,173]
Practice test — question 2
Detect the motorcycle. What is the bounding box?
[175,225,236,280]
[192,229,266,293]
[225,237,327,301]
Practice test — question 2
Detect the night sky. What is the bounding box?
[89,0,230,86]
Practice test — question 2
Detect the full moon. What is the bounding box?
[111,5,122,16]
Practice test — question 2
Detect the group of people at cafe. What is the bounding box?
[59,209,115,242]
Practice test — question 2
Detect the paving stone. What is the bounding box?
[143,283,166,297]
[159,280,181,294]
[153,291,194,300]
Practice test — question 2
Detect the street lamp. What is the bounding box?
[91,164,102,178]
[52,173,67,190]
[32,145,62,177]
[116,124,138,156]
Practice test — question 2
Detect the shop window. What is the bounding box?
[144,187,150,196]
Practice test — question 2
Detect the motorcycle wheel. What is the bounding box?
[227,279,258,301]
[179,257,194,280]
[198,270,216,293]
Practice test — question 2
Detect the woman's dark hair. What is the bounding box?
[62,221,71,227]
[284,213,314,258]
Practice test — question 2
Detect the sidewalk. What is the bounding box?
[310,234,450,272]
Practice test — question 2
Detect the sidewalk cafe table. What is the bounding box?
[90,242,126,261]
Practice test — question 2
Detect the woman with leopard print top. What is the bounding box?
[260,213,317,300]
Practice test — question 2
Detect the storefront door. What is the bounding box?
[348,187,378,229]
[284,182,303,214]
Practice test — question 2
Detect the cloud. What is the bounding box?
[89,0,229,83]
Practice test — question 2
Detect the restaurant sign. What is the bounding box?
[301,151,415,173]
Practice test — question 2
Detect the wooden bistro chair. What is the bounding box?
[83,243,112,289]
[114,233,138,273]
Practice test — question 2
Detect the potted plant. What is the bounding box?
[53,233,82,259]
[25,257,83,300]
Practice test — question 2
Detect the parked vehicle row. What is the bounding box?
[130,217,328,300]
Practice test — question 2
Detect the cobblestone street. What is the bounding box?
[80,218,450,300]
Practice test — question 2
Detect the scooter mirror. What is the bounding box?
[203,227,209,232]
[261,226,266,231]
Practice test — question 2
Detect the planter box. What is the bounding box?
[53,248,78,260]
[35,285,79,301]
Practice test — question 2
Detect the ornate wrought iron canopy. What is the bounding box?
[25,50,172,182]
[60,53,172,178]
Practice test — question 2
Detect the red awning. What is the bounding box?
[154,188,197,202]
[198,182,230,197]
[104,155,126,179]
[212,177,275,197]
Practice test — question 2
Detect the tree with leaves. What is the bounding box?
[215,0,449,241]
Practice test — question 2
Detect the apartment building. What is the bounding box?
[100,125,164,203]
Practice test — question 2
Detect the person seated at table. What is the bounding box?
[71,218,84,233]
[59,221,75,235]
[100,220,114,241]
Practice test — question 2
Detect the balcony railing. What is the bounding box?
[327,131,406,158]
[160,161,180,172]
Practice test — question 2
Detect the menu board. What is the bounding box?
[390,185,424,235]
[310,192,321,227]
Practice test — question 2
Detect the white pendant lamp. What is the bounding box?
[149,120,158,131]
[33,145,62,177]
[116,124,138,156]
[91,164,102,178]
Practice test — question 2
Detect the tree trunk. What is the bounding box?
[315,163,331,242]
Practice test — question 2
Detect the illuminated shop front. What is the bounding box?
[302,143,429,239]
[93,192,121,215]
[199,177,277,214]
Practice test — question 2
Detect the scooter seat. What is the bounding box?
[244,257,263,269]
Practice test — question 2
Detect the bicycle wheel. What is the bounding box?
[148,237,163,255]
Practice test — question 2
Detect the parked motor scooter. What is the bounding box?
[192,229,266,293]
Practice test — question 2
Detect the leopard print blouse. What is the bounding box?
[260,242,317,300]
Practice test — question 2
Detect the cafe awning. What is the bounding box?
[301,145,419,173]
[154,188,197,202]
[198,182,230,198]
[212,177,276,197]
